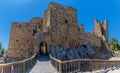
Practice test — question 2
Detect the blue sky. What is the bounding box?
[0,0,120,49]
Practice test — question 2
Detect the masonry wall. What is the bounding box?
[102,20,108,42]
[79,24,84,32]
[6,2,109,62]
[7,23,34,58]
[94,19,102,37]
[42,7,51,31]
[78,32,102,47]
[44,3,78,48]
[30,17,43,31]
[94,19,108,42]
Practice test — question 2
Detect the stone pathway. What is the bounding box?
[29,55,58,73]
[28,55,120,73]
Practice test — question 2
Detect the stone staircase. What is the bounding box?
[28,55,58,73]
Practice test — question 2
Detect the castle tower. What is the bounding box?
[30,17,43,31]
[94,19,103,37]
[94,19,108,42]
[42,2,78,48]
[7,23,34,59]
[102,20,108,42]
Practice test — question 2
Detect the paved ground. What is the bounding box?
[29,55,58,73]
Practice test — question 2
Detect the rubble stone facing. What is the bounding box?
[7,23,34,58]
[94,19,108,42]
[45,3,78,48]
[78,32,102,47]
[50,45,111,60]
[30,17,43,31]
[6,2,109,62]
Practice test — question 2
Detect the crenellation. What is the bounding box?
[12,22,30,29]
[94,19,108,42]
[66,6,76,11]
[79,24,84,32]
[50,2,64,9]
[30,17,43,31]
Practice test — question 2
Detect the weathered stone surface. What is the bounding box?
[79,24,84,32]
[43,2,78,48]
[50,45,111,60]
[6,2,109,62]
[94,19,108,42]
[78,32,102,47]
[30,17,43,31]
[7,23,34,59]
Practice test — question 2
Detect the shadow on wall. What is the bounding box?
[50,45,111,61]
[37,55,50,61]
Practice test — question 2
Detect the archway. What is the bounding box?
[39,42,48,55]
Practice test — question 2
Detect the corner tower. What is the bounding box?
[94,19,108,42]
[102,20,108,42]
[43,2,78,48]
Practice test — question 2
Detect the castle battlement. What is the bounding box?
[12,22,29,28]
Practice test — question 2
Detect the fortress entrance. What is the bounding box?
[39,42,47,55]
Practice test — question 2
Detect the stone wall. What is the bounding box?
[102,20,108,42]
[45,2,78,48]
[7,22,34,59]
[30,17,43,31]
[94,19,102,37]
[6,2,109,62]
[78,32,102,47]
[94,19,108,42]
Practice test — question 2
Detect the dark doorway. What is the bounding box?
[39,42,47,55]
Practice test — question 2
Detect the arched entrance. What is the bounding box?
[39,42,48,55]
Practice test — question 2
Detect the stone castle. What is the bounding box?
[6,2,109,62]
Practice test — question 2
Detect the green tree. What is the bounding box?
[1,48,4,56]
[0,42,2,50]
[109,38,119,52]
[0,42,5,57]
[109,38,118,45]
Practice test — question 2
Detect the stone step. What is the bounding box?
[28,56,58,73]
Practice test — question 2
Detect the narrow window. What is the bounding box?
[33,29,37,36]
[83,45,87,48]
[16,40,18,42]
[65,20,68,23]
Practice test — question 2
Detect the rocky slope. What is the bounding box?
[50,45,111,60]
